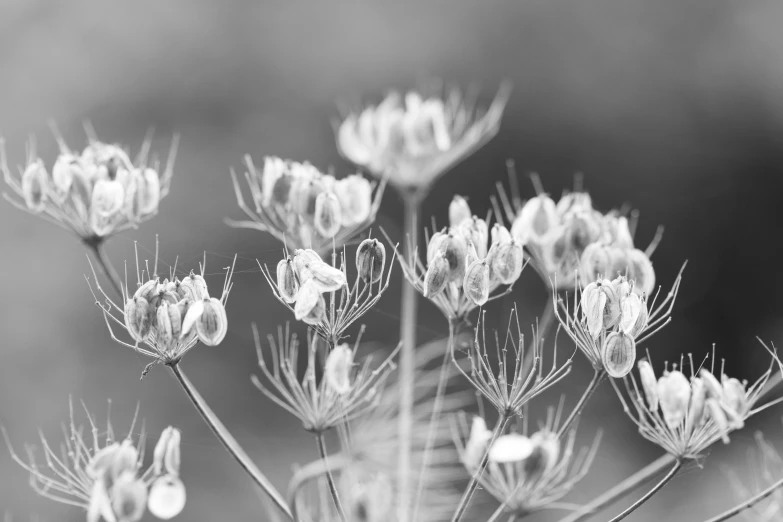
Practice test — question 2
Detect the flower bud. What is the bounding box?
[449,195,471,227]
[111,472,148,522]
[148,475,187,520]
[463,259,490,306]
[124,297,152,342]
[489,434,534,464]
[637,360,659,411]
[459,217,489,259]
[178,272,210,301]
[423,252,450,298]
[356,238,386,283]
[512,195,559,245]
[193,298,228,346]
[658,370,691,430]
[156,301,183,353]
[21,161,48,212]
[314,191,342,238]
[325,344,353,395]
[463,417,492,473]
[602,331,636,378]
[686,377,707,433]
[334,174,372,227]
[153,426,182,476]
[491,241,524,285]
[276,257,299,303]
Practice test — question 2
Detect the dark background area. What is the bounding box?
[1,0,783,520]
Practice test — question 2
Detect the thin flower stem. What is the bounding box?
[315,432,347,522]
[606,460,682,522]
[700,475,783,522]
[557,369,606,439]
[398,193,422,522]
[536,293,556,348]
[486,500,510,522]
[86,239,123,298]
[169,363,293,520]
[412,317,458,522]
[450,413,512,522]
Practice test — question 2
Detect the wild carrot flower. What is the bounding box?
[554,267,684,378]
[251,325,399,433]
[228,156,385,254]
[2,400,186,522]
[1,128,177,246]
[455,307,572,416]
[615,348,782,460]
[391,195,524,322]
[87,240,235,376]
[262,238,394,344]
[453,405,601,517]
[724,430,783,522]
[335,83,511,197]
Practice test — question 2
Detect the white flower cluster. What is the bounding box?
[3,137,175,241]
[231,156,381,253]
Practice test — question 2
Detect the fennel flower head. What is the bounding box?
[228,156,384,255]
[335,83,511,198]
[1,128,177,245]
[3,402,186,522]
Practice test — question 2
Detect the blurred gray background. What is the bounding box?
[2,0,783,520]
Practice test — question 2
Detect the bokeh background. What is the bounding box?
[2,0,783,520]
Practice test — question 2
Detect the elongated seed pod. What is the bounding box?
[179,272,209,301]
[195,298,228,346]
[686,377,706,433]
[423,253,450,298]
[459,217,489,259]
[334,174,372,227]
[325,344,353,395]
[356,238,386,283]
[463,259,490,306]
[294,279,322,321]
[602,331,636,378]
[581,282,607,339]
[314,191,342,238]
[658,370,691,430]
[124,297,152,342]
[637,360,659,411]
[491,241,524,284]
[276,257,299,303]
[156,301,182,354]
[21,161,48,212]
[302,293,327,326]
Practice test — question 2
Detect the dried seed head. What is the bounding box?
[325,344,354,395]
[489,434,534,464]
[21,161,48,212]
[111,472,148,522]
[333,174,373,227]
[491,241,524,284]
[276,257,299,303]
[638,360,659,411]
[423,252,450,298]
[602,331,636,378]
[195,298,228,346]
[293,249,347,292]
[658,370,691,430]
[153,426,182,476]
[314,191,342,238]
[124,297,152,342]
[463,259,490,306]
[178,272,210,301]
[619,292,644,336]
[463,417,493,473]
[148,475,187,520]
[356,238,386,283]
[449,195,472,227]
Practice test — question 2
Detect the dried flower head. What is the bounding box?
[251,324,399,433]
[391,196,524,322]
[228,156,385,254]
[335,83,511,196]
[262,240,395,344]
[724,429,783,522]
[454,307,572,416]
[454,404,601,517]
[2,127,178,245]
[2,400,186,522]
[87,239,235,376]
[554,266,684,378]
[616,346,782,460]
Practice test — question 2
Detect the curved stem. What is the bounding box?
[169,363,293,520]
[315,432,347,522]
[450,413,511,522]
[606,460,682,522]
[86,240,123,298]
[412,318,458,522]
[398,193,422,522]
[557,369,606,438]
[700,475,783,522]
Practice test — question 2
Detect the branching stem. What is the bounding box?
[557,369,606,439]
[605,460,681,522]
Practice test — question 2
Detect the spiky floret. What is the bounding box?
[228,155,386,255]
[251,324,399,433]
[2,400,185,522]
[87,238,235,376]
[616,346,783,460]
[455,306,573,416]
[453,403,602,517]
[1,125,177,244]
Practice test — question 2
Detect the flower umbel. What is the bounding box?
[251,324,399,433]
[87,239,235,376]
[336,83,511,196]
[2,127,178,244]
[2,400,186,522]
[228,156,385,255]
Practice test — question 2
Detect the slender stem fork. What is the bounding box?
[557,369,606,439]
[86,239,123,298]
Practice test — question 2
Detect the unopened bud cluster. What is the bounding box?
[3,135,175,241]
[231,156,382,253]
